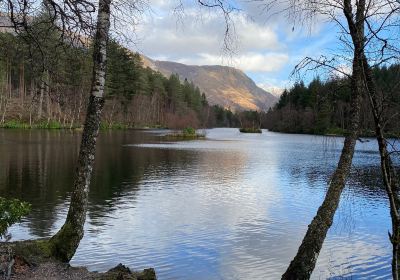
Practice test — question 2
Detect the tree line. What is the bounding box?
[263,65,400,136]
[0,18,239,129]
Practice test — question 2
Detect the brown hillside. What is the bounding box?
[142,56,277,111]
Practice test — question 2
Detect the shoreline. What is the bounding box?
[267,128,400,139]
[0,120,168,131]
[0,240,156,280]
[2,121,399,139]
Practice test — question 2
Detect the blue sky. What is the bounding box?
[128,0,341,94]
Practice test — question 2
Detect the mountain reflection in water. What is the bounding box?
[0,128,397,279]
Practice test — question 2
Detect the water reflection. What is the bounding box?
[0,128,396,279]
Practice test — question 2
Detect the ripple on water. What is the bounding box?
[2,129,394,279]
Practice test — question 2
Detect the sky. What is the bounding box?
[126,0,340,94]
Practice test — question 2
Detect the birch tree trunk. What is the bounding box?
[281,1,366,278]
[49,0,111,262]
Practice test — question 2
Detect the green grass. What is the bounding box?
[1,120,31,129]
[164,127,206,140]
[1,120,67,129]
[35,120,63,129]
[100,122,130,130]
[1,119,169,131]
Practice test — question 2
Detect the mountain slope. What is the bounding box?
[142,56,277,111]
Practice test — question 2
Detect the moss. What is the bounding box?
[5,239,53,264]
[48,222,81,262]
[136,268,157,280]
[1,239,157,280]
[96,265,156,280]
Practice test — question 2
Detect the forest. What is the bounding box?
[0,19,237,130]
[263,65,400,136]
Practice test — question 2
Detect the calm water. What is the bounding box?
[0,128,397,279]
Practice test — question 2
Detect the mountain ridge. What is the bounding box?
[141,55,278,111]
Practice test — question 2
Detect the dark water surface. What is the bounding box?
[0,128,397,279]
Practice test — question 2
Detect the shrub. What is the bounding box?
[0,197,31,238]
[182,127,196,136]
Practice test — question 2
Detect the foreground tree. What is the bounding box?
[1,0,236,264]
[362,57,400,279]
[281,2,365,278]
[239,0,400,278]
[3,0,118,261]
[272,0,400,278]
[47,0,111,261]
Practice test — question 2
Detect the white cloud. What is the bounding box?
[173,52,289,73]
[336,65,352,76]
[132,7,283,59]
[123,1,332,95]
[237,53,289,72]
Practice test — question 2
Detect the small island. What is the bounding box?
[164,127,206,140]
[239,127,262,133]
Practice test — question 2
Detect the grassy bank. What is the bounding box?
[0,120,168,130]
[0,120,68,129]
[164,127,206,140]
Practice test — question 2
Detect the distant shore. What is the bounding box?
[2,121,399,139]
[266,128,399,138]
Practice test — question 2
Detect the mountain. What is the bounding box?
[141,56,278,111]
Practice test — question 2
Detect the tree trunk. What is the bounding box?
[281,1,365,279]
[45,70,51,123]
[19,62,25,100]
[361,56,400,280]
[7,59,11,98]
[48,0,111,262]
[38,75,45,120]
